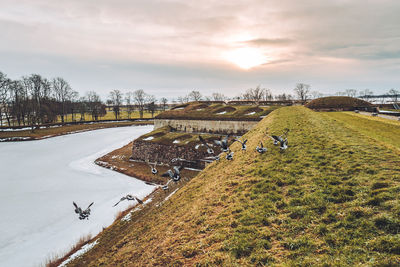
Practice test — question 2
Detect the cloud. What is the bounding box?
[239,38,293,47]
[0,0,400,96]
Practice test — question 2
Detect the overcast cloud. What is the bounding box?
[0,0,399,99]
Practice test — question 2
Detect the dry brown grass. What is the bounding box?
[306,96,372,111]
[44,234,92,267]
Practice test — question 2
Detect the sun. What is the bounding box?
[224,47,267,69]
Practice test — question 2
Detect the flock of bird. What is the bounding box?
[72,128,289,220]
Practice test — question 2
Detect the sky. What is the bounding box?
[0,0,400,100]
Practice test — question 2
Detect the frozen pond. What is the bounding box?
[0,125,155,267]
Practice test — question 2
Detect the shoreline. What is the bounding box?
[0,121,153,142]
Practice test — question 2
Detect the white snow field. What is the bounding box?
[0,125,155,267]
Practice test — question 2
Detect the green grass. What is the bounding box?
[67,107,400,266]
[324,112,400,150]
[56,109,161,122]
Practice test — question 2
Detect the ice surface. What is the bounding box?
[0,125,155,267]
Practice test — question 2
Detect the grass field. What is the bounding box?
[0,121,153,140]
[66,106,400,266]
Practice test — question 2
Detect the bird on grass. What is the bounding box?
[269,128,289,150]
[198,136,214,154]
[147,161,158,175]
[225,149,234,160]
[160,179,173,191]
[113,195,143,207]
[162,165,183,181]
[214,135,229,152]
[256,142,267,154]
[234,138,247,151]
[73,202,94,220]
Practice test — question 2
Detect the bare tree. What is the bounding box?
[275,93,288,101]
[310,91,323,99]
[0,72,11,126]
[212,93,227,101]
[52,77,73,123]
[262,88,273,101]
[78,97,87,121]
[177,95,189,104]
[125,92,134,119]
[242,86,264,102]
[160,97,168,111]
[345,89,357,97]
[133,89,147,119]
[146,95,157,118]
[388,89,399,103]
[109,89,123,120]
[86,91,105,120]
[294,83,311,102]
[188,90,202,101]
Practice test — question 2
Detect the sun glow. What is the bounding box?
[224,47,267,69]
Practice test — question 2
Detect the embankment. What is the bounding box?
[66,107,400,266]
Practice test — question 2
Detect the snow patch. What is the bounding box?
[0,136,32,142]
[217,111,227,115]
[121,213,132,222]
[173,140,180,144]
[246,112,256,115]
[143,136,154,141]
[59,240,98,267]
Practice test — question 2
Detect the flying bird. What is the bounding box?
[113,195,143,207]
[235,138,247,151]
[214,135,229,152]
[162,165,183,181]
[73,202,94,220]
[269,128,289,150]
[256,142,267,154]
[198,135,214,154]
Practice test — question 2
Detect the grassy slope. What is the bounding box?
[0,121,152,139]
[68,107,400,266]
[325,112,400,150]
[156,102,277,121]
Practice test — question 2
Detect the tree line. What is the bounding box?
[0,71,162,128]
[175,84,399,104]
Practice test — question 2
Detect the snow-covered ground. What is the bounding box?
[0,125,155,267]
